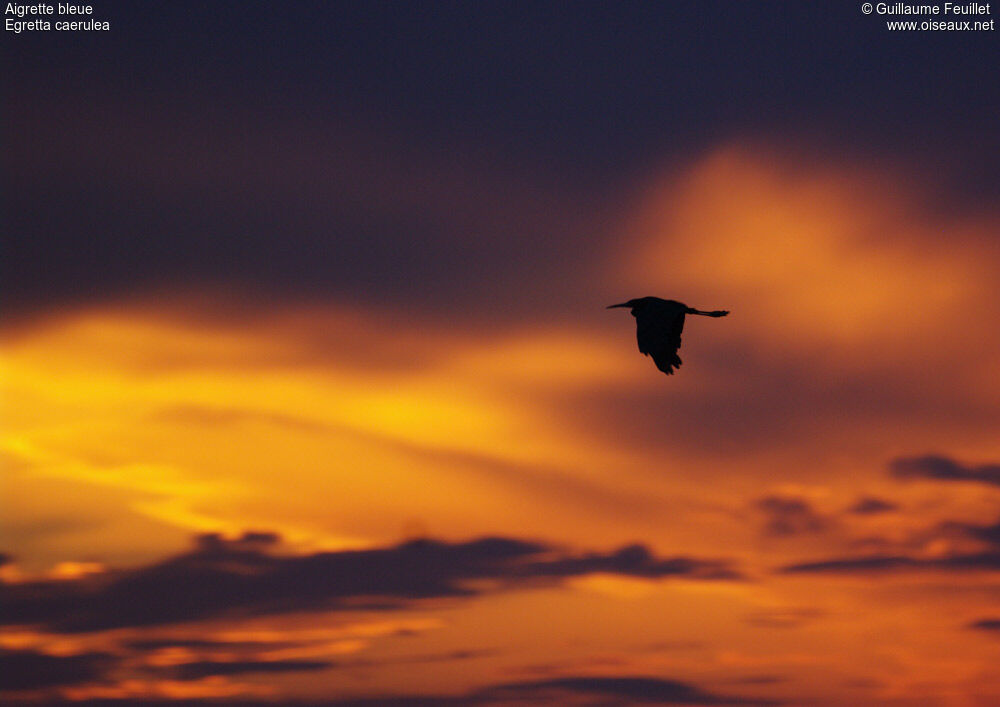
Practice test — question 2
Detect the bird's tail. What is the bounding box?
[687,308,729,317]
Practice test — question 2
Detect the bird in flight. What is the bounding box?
[608,297,729,375]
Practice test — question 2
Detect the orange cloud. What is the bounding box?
[620,146,999,361]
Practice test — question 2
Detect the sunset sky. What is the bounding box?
[3,3,999,705]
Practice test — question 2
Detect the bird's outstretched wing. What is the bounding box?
[636,305,686,375]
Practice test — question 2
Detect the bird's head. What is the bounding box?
[607,297,654,314]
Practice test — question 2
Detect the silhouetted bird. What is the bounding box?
[608,297,729,375]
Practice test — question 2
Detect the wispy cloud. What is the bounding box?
[780,515,1000,575]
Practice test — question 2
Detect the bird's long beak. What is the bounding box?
[607,302,630,309]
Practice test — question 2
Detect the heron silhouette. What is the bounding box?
[608,297,729,375]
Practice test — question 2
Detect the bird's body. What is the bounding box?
[608,297,728,375]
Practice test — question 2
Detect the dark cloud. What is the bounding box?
[889,455,1000,487]
[516,543,739,581]
[781,552,1000,575]
[969,618,1000,632]
[126,637,296,652]
[963,519,1000,547]
[6,3,998,320]
[4,91,607,325]
[171,658,332,680]
[60,676,780,707]
[0,532,739,633]
[179,648,495,677]
[325,649,497,672]
[0,648,113,692]
[481,676,778,705]
[754,496,829,537]
[924,517,1000,550]
[847,497,897,515]
[3,636,495,696]
[0,673,777,706]
[789,514,1000,575]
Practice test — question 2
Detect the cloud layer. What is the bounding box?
[1,532,739,633]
